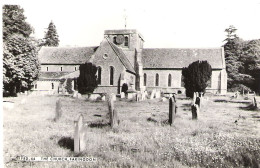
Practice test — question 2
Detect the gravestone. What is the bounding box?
[74,115,86,153]
[73,91,78,98]
[191,104,199,120]
[193,92,197,105]
[54,99,62,121]
[155,91,161,98]
[150,90,156,99]
[120,92,125,98]
[161,97,167,102]
[169,97,175,125]
[101,95,106,101]
[253,96,257,108]
[195,97,201,108]
[77,93,82,98]
[107,94,119,128]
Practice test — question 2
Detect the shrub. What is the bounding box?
[182,60,212,98]
[77,62,98,94]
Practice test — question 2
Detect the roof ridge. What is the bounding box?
[105,37,135,73]
[143,47,222,50]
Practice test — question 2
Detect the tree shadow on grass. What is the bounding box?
[58,137,74,151]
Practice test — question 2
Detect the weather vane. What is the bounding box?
[124,9,127,29]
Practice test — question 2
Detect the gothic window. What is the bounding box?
[124,36,129,46]
[207,76,212,88]
[97,67,102,85]
[168,74,172,87]
[110,66,114,85]
[51,83,54,89]
[144,73,147,86]
[60,67,63,71]
[155,73,159,86]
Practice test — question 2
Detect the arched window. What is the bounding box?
[144,73,147,86]
[113,36,117,44]
[155,73,159,86]
[97,67,102,85]
[51,83,54,89]
[60,67,63,71]
[110,66,114,85]
[124,36,129,46]
[46,67,48,71]
[168,74,172,87]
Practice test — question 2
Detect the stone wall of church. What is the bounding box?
[143,69,225,94]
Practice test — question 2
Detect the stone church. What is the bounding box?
[35,29,227,95]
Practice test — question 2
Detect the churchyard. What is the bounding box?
[3,92,260,167]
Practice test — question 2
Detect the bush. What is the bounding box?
[77,62,98,94]
[182,60,212,98]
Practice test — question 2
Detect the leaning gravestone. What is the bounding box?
[253,96,257,108]
[191,104,199,120]
[195,97,201,108]
[74,114,87,153]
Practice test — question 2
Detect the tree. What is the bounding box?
[3,5,33,40]
[182,60,212,98]
[77,62,98,94]
[223,25,252,90]
[3,5,40,96]
[42,21,59,47]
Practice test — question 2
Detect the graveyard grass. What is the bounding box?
[3,94,260,167]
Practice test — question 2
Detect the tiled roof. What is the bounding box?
[39,72,71,79]
[38,46,98,64]
[106,37,136,74]
[142,48,224,69]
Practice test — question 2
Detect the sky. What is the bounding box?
[2,0,260,48]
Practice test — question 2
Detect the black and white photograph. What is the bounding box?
[2,0,260,167]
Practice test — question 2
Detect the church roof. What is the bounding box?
[106,37,135,74]
[38,46,97,64]
[142,48,224,69]
[39,72,71,79]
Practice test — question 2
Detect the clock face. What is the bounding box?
[116,35,124,44]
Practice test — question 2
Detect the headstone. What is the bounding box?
[193,92,197,104]
[155,91,161,98]
[150,90,156,99]
[54,99,62,121]
[120,92,125,98]
[191,104,199,120]
[101,95,106,101]
[253,96,257,108]
[74,115,86,153]
[169,97,175,125]
[161,97,167,102]
[107,94,118,128]
[195,97,201,108]
[77,93,82,98]
[73,91,78,98]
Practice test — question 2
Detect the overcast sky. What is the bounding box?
[2,0,260,48]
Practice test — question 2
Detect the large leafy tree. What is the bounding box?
[223,25,259,93]
[42,21,59,47]
[3,5,40,96]
[77,62,98,94]
[182,60,212,98]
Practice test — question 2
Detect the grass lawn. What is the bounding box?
[3,94,260,168]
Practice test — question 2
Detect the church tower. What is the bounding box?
[104,29,145,91]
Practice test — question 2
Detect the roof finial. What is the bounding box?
[124,9,127,29]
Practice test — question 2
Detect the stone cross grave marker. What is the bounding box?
[74,114,86,153]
